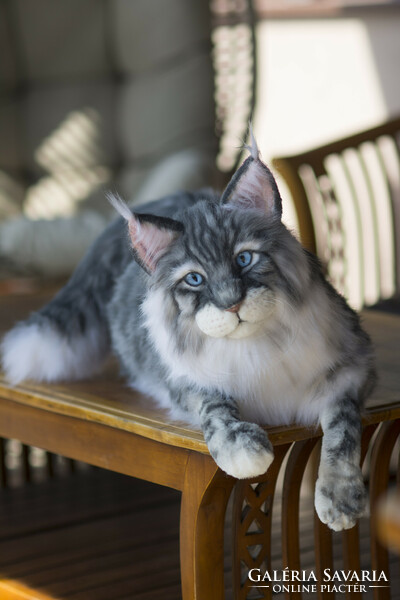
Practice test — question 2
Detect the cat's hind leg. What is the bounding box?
[315,394,367,531]
[1,218,129,384]
[1,272,110,384]
[1,311,109,385]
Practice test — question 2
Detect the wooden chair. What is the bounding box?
[273,116,400,310]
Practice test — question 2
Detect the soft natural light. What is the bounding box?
[24,109,110,220]
[254,18,388,160]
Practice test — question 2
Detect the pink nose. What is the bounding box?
[226,303,241,313]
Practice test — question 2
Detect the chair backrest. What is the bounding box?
[0,0,256,221]
[273,117,400,309]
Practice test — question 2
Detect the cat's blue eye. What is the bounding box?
[236,251,253,268]
[184,272,204,287]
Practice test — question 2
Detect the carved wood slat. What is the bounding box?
[369,419,400,600]
[335,153,365,303]
[314,518,334,600]
[281,437,320,600]
[232,418,400,600]
[341,424,380,600]
[353,145,382,305]
[341,524,361,600]
[273,118,400,308]
[313,440,334,600]
[232,444,291,600]
[273,160,317,254]
[319,168,347,296]
[298,164,329,263]
[377,134,400,292]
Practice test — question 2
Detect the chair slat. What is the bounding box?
[273,115,400,308]
[377,134,400,295]
[281,437,319,598]
[369,419,400,600]
[232,444,291,600]
[344,146,381,305]
[341,424,380,600]
[274,158,317,253]
[314,512,333,600]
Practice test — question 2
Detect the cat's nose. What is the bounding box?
[225,302,242,314]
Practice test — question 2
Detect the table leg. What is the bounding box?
[180,452,235,600]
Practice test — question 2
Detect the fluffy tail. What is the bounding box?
[1,217,131,384]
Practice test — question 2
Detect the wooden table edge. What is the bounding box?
[1,378,399,451]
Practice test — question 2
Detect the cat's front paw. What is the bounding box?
[209,422,274,479]
[315,469,368,531]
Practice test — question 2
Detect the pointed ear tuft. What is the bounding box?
[221,131,282,218]
[107,192,133,222]
[108,193,183,273]
[244,123,260,160]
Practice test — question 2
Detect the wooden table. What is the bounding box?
[0,294,399,600]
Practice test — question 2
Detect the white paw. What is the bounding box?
[209,422,274,479]
[315,470,368,531]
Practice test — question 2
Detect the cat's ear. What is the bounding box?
[108,194,183,273]
[221,129,282,218]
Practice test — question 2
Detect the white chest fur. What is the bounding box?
[142,288,341,427]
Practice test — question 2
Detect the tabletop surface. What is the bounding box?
[0,292,399,453]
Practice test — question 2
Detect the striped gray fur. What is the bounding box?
[315,395,367,530]
[1,147,376,531]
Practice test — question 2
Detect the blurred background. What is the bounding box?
[255,0,400,161]
[0,0,399,306]
[0,5,399,598]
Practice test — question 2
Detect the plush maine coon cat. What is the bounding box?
[1,137,375,531]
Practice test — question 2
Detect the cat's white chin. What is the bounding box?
[227,321,259,339]
[195,302,266,339]
[195,304,238,338]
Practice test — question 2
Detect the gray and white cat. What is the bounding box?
[1,137,375,531]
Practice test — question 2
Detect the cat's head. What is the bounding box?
[110,136,309,345]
